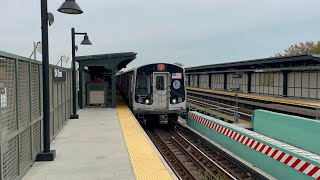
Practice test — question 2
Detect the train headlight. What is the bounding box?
[138,98,143,103]
[145,99,150,104]
[172,98,177,104]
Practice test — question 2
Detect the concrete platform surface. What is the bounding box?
[23,108,135,180]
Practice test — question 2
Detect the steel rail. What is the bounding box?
[174,132,237,180]
[187,98,252,123]
[187,89,320,119]
[187,95,251,117]
[146,129,196,180]
[172,132,237,180]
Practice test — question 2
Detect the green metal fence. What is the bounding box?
[0,50,72,180]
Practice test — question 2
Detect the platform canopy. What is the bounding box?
[75,52,137,108]
[185,54,320,74]
[75,52,137,71]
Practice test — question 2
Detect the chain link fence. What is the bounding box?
[0,51,72,180]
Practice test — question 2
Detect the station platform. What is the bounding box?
[23,98,175,179]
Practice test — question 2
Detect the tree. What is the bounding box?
[275,41,320,57]
[174,62,184,67]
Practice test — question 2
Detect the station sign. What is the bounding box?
[53,69,66,82]
[232,73,243,78]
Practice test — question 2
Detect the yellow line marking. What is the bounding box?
[116,96,174,180]
[187,87,320,109]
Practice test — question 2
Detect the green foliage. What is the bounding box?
[275,40,320,57]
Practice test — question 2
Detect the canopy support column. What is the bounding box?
[79,67,84,109]
[112,69,116,108]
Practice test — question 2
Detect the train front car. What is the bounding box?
[133,63,186,126]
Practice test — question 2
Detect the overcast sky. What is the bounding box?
[0,0,319,69]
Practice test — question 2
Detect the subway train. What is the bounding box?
[117,63,186,126]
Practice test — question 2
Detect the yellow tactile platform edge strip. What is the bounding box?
[116,96,173,180]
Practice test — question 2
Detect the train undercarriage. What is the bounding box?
[134,113,180,127]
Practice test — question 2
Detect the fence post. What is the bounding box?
[234,94,239,123]
[29,60,34,161]
[15,58,21,176]
[217,108,220,120]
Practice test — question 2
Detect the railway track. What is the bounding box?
[187,89,320,119]
[187,95,252,122]
[145,127,258,180]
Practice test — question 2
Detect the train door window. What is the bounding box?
[156,76,165,90]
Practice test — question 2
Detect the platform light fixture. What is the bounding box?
[81,35,92,45]
[70,28,93,118]
[37,0,84,162]
[58,0,83,14]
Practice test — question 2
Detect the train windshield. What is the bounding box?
[136,75,151,95]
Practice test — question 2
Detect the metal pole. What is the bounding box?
[234,94,239,123]
[70,28,79,119]
[33,42,37,60]
[79,67,83,109]
[36,0,55,161]
[41,0,50,153]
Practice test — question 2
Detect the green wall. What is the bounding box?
[253,110,320,155]
[187,111,320,180]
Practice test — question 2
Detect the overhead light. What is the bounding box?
[81,35,92,45]
[58,0,83,15]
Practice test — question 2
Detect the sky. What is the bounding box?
[0,0,319,70]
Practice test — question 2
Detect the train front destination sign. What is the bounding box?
[158,64,165,71]
[53,69,66,82]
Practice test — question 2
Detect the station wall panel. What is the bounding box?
[211,74,224,90]
[186,75,189,86]
[199,74,209,88]
[226,73,248,92]
[190,75,198,87]
[288,71,320,99]
[251,72,283,96]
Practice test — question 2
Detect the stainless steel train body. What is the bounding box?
[117,63,186,125]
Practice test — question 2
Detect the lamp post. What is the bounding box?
[36,0,83,161]
[70,28,92,119]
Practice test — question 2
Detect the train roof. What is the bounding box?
[116,63,183,75]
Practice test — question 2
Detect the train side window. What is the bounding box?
[156,76,164,90]
[130,76,133,93]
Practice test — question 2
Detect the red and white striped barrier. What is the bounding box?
[190,113,320,179]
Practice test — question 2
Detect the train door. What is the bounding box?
[153,72,169,109]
